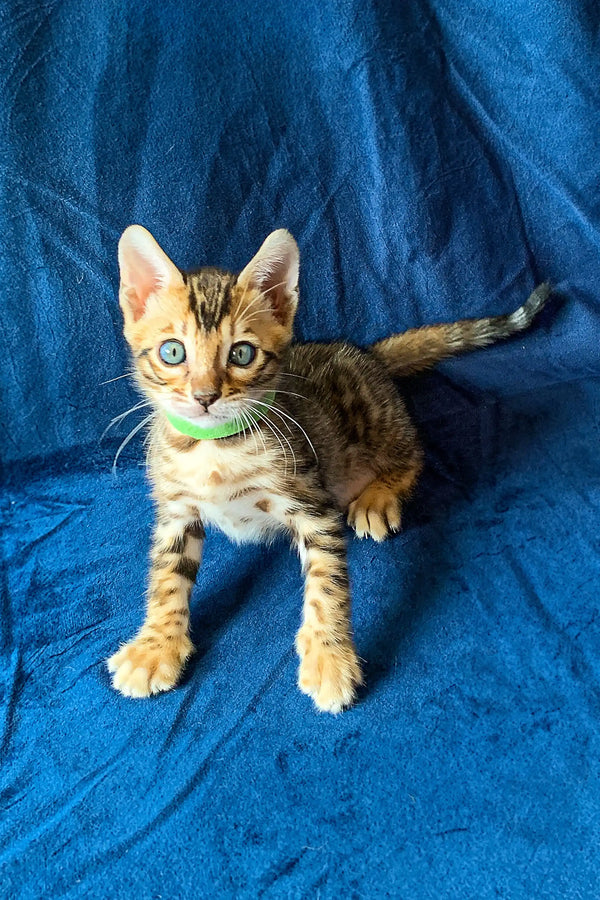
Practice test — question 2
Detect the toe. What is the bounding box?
[367,511,389,542]
[297,637,362,714]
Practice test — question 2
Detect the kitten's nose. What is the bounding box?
[193,390,219,410]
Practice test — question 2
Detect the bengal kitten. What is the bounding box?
[107,225,549,712]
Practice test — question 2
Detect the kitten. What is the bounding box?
[107,225,550,712]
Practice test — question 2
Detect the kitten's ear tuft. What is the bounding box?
[118,225,183,323]
[238,229,299,326]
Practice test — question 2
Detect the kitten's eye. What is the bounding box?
[159,340,186,365]
[228,342,256,367]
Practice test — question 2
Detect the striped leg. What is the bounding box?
[292,508,362,713]
[107,510,204,698]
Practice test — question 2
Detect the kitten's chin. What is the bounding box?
[164,403,237,430]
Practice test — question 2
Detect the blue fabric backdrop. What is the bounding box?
[1,0,599,896]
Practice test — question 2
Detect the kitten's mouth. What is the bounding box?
[165,399,248,429]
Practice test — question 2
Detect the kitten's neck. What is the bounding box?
[164,391,276,441]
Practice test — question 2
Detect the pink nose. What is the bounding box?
[193,391,219,409]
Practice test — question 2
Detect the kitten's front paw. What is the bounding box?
[347,483,401,542]
[107,632,193,698]
[296,626,363,713]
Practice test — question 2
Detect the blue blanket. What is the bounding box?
[2,1,599,896]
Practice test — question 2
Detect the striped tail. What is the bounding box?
[370,283,551,377]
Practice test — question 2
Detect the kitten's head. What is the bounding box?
[118,226,299,427]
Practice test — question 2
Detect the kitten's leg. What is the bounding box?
[347,457,422,542]
[107,513,203,697]
[292,508,363,713]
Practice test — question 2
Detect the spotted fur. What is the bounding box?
[107,225,550,712]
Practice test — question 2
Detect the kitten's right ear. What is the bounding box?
[118,225,183,324]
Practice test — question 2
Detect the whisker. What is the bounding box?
[250,388,310,403]
[236,312,268,329]
[236,295,268,320]
[245,402,297,476]
[266,406,301,450]
[253,409,289,474]
[254,413,269,457]
[244,405,268,457]
[245,397,292,434]
[107,399,152,425]
[233,279,289,324]
[246,404,288,471]
[246,410,261,456]
[231,274,251,319]
[112,413,156,473]
[100,372,135,385]
[240,280,288,316]
[239,409,260,456]
[236,410,249,447]
[257,399,318,461]
[101,400,153,441]
[232,412,245,445]
[144,422,161,467]
[233,411,248,447]
[245,396,291,433]
[277,371,313,382]
[260,412,295,477]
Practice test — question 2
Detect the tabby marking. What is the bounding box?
[107,224,550,712]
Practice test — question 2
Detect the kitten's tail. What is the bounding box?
[370,283,551,377]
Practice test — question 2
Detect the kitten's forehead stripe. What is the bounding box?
[186,269,236,333]
[187,283,201,330]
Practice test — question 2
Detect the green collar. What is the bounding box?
[165,391,276,441]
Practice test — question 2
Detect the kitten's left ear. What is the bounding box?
[118,225,184,325]
[238,229,299,327]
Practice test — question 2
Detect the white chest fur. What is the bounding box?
[200,488,289,543]
[159,436,291,544]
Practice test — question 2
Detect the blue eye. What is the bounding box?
[159,340,186,365]
[229,342,256,367]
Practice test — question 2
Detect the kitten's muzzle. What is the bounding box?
[193,390,220,412]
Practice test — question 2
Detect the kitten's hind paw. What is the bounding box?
[107,633,193,698]
[296,627,363,713]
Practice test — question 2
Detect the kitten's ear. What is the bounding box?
[238,229,299,326]
[118,225,183,323]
